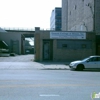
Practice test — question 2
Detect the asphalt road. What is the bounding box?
[0,69,100,100]
[0,55,100,100]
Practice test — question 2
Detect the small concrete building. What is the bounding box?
[0,30,35,55]
[0,32,22,54]
[34,28,95,62]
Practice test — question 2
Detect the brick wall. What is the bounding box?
[34,31,95,62]
[53,32,95,61]
[0,32,21,54]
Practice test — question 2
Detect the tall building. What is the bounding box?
[50,7,62,31]
[62,0,68,31]
[62,0,100,34]
[61,0,100,55]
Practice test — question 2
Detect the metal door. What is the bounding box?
[43,40,53,60]
[10,40,19,54]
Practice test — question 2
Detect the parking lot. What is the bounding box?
[0,54,34,62]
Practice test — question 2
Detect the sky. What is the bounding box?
[0,0,61,30]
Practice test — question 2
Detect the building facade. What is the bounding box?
[34,28,95,62]
[62,0,68,31]
[62,0,100,33]
[50,7,62,31]
[62,0,100,55]
[0,30,35,55]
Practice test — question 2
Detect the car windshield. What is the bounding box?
[81,57,90,62]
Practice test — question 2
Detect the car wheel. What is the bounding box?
[76,64,84,71]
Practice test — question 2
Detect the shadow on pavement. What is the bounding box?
[83,69,100,72]
[71,69,100,72]
[35,61,70,65]
[34,61,70,70]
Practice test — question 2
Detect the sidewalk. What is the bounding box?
[0,55,70,70]
[0,62,70,70]
[39,62,70,70]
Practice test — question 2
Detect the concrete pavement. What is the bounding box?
[0,55,70,70]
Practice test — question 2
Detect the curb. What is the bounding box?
[41,68,70,70]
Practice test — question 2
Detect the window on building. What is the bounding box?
[57,40,92,49]
[70,11,71,15]
[62,44,67,48]
[74,5,77,10]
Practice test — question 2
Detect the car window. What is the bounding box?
[97,57,100,61]
[89,57,98,62]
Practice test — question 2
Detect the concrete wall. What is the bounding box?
[95,0,100,34]
[67,0,94,31]
[62,0,68,31]
[62,0,96,31]
[34,32,41,61]
[0,32,22,54]
[34,31,50,61]
[0,30,35,55]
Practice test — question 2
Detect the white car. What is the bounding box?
[69,56,100,71]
